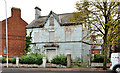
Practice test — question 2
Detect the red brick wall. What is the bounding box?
[91,45,101,54]
[91,49,101,54]
[1,7,28,57]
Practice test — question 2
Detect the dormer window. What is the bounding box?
[50,17,54,26]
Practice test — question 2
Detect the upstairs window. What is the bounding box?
[65,28,71,41]
[34,32,39,42]
[49,31,55,42]
[50,17,54,26]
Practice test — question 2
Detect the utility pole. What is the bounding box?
[4,0,8,68]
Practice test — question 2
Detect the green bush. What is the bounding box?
[51,54,67,66]
[2,57,6,63]
[20,55,37,64]
[36,55,43,65]
[19,54,43,65]
[92,54,104,63]
[11,57,16,64]
[92,54,110,63]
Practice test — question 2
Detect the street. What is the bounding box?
[1,68,116,73]
[2,71,116,73]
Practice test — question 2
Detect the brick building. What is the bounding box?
[0,7,28,57]
[91,45,102,54]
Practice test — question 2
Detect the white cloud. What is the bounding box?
[0,0,78,23]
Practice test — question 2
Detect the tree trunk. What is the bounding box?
[103,36,108,70]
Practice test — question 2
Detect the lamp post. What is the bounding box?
[4,0,8,68]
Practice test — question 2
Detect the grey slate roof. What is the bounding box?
[92,46,102,50]
[26,11,80,29]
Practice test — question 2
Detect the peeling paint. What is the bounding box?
[26,13,90,62]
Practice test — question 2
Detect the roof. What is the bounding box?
[26,11,81,29]
[91,46,102,50]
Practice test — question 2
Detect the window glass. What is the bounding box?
[65,28,71,41]
[34,32,39,42]
[49,31,54,42]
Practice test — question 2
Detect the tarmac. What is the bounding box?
[2,68,111,72]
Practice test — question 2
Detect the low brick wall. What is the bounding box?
[2,63,66,68]
[91,63,110,67]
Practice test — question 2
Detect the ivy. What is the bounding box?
[25,30,32,55]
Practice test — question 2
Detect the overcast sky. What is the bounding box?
[0,0,78,24]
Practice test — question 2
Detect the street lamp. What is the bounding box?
[4,0,8,68]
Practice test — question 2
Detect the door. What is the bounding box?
[46,49,56,61]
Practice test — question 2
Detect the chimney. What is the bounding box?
[11,7,21,18]
[35,7,41,19]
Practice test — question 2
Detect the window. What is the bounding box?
[65,28,71,41]
[49,31,55,42]
[50,17,54,26]
[34,32,39,42]
[4,47,7,54]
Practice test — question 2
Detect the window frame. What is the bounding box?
[49,31,55,42]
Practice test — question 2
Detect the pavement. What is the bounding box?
[2,68,111,72]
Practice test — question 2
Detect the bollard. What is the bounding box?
[67,54,71,68]
[16,57,19,67]
[0,55,2,73]
[42,57,46,68]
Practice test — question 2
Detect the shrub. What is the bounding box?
[92,54,104,63]
[8,57,16,64]
[19,55,37,64]
[92,54,110,63]
[36,55,43,65]
[2,57,6,63]
[19,54,43,65]
[72,57,81,63]
[51,54,67,66]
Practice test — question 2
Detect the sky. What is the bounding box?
[0,0,78,24]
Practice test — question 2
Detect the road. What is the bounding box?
[2,71,116,73]
[1,68,117,73]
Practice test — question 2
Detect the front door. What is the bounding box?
[46,49,56,61]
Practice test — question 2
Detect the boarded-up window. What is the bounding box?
[50,17,54,26]
[34,32,39,42]
[65,28,71,41]
[49,31,54,42]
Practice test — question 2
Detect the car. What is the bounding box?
[110,53,120,73]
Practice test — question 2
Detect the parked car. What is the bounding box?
[110,53,120,72]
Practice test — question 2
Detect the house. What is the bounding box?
[0,7,28,58]
[26,7,91,62]
[91,45,102,54]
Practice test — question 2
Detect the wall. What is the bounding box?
[1,8,28,57]
[27,14,86,60]
[82,43,91,62]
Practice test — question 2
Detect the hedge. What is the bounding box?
[51,54,67,66]
[19,54,43,65]
[92,54,110,63]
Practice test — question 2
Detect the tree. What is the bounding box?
[71,0,120,70]
[25,30,32,55]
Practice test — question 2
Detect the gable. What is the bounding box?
[26,11,82,29]
[44,14,60,28]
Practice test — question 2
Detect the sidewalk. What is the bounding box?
[2,68,111,72]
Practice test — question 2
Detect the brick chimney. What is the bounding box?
[35,7,41,19]
[11,7,21,18]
